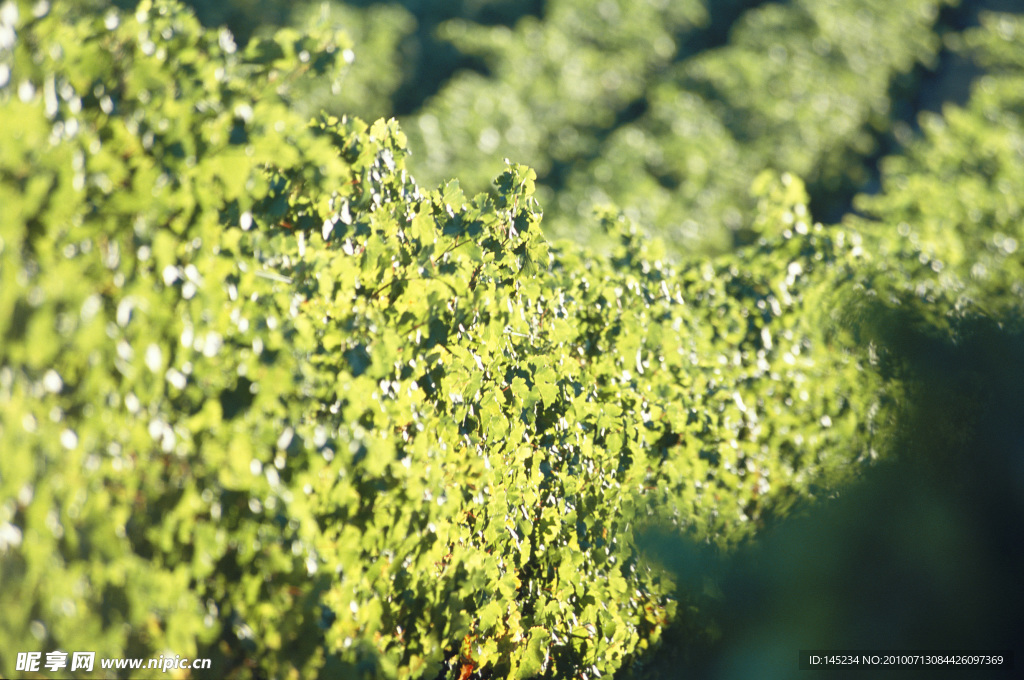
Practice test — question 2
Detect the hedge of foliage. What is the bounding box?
[2,1,1023,679]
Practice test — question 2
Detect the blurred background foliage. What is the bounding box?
[94,0,1021,254]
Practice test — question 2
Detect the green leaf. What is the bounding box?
[514,627,551,679]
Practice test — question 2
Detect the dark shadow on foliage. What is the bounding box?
[673,0,771,63]
[353,0,547,117]
[629,300,1024,679]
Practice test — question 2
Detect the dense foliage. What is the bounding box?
[636,13,1024,676]
[405,0,958,250]
[2,1,1022,679]
[91,0,999,252]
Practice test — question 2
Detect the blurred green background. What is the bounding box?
[80,0,1023,253]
